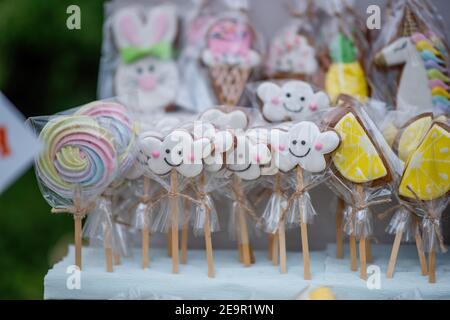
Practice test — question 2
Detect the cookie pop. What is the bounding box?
[35,115,118,269]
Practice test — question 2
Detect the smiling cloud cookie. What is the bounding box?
[257,81,330,123]
[275,122,340,173]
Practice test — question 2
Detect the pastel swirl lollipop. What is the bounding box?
[37,115,118,201]
[76,102,136,177]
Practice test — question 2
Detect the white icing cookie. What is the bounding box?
[275,122,340,173]
[193,122,234,172]
[113,5,179,113]
[257,81,330,123]
[199,109,249,130]
[226,132,272,180]
[267,27,318,75]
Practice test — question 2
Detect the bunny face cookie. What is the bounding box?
[113,5,179,113]
[276,122,340,173]
[257,81,331,123]
[226,133,272,180]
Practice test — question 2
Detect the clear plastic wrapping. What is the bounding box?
[370,0,450,115]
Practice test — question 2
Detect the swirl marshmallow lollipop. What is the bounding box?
[36,115,118,269]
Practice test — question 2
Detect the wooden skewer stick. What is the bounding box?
[414,217,428,276]
[234,176,251,267]
[170,170,179,274]
[272,232,279,266]
[386,229,403,278]
[74,215,82,270]
[428,250,436,283]
[366,239,373,263]
[181,200,189,265]
[142,177,150,269]
[297,167,311,280]
[268,234,274,260]
[356,185,367,280]
[167,230,172,257]
[336,198,345,259]
[104,225,113,273]
[349,235,358,271]
[275,174,287,273]
[200,173,214,278]
[114,254,121,265]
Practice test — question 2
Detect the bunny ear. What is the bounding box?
[113,8,143,49]
[257,82,281,102]
[147,5,177,45]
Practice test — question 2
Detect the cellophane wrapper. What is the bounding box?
[26,94,138,213]
[323,96,404,240]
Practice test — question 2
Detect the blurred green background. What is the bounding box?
[0,0,104,299]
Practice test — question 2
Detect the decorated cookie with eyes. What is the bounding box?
[202,18,261,68]
[193,122,234,172]
[199,108,249,130]
[257,81,331,123]
[112,5,179,113]
[275,122,340,173]
[226,132,272,180]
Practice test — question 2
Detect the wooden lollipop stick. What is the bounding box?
[414,218,428,276]
[366,239,373,263]
[349,235,358,271]
[428,250,436,283]
[142,177,150,269]
[170,170,179,274]
[250,245,256,264]
[272,232,279,266]
[234,176,251,267]
[297,167,311,280]
[142,226,150,269]
[200,173,214,277]
[167,230,172,257]
[268,234,274,260]
[104,226,113,272]
[114,253,121,265]
[386,230,403,278]
[359,238,367,280]
[181,220,188,265]
[74,215,82,270]
[336,198,345,259]
[204,208,215,278]
[279,223,287,274]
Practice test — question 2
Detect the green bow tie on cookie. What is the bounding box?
[120,42,173,64]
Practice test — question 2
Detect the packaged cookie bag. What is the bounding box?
[99,1,180,119]
[265,0,322,87]
[372,0,450,115]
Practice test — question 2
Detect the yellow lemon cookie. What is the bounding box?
[325,63,368,104]
[399,123,450,201]
[396,114,433,163]
[333,112,388,183]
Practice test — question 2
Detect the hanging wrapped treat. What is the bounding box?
[200,1,263,106]
[324,95,403,280]
[265,0,322,86]
[372,0,450,115]
[316,0,370,103]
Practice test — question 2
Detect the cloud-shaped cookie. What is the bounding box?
[140,130,212,177]
[226,132,272,180]
[274,122,340,173]
[257,81,330,123]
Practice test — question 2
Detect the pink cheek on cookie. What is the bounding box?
[271,97,280,105]
[254,155,262,163]
[309,103,318,112]
[139,75,157,91]
[151,151,160,159]
[314,143,323,151]
[278,144,286,152]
